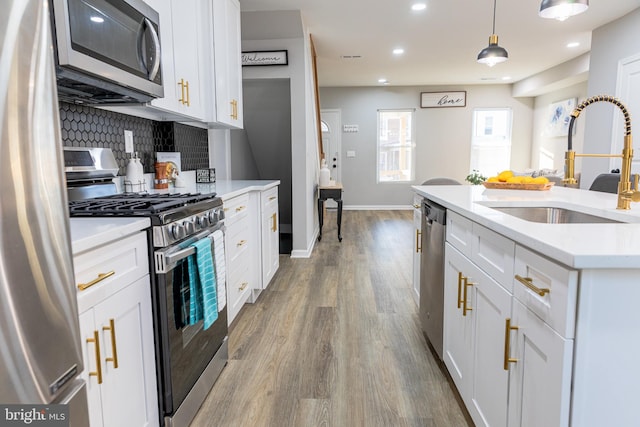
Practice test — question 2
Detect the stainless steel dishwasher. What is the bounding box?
[419,199,447,360]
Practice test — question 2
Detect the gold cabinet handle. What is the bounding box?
[185,80,190,106]
[269,196,277,201]
[463,279,474,316]
[102,319,119,369]
[415,229,422,253]
[503,318,519,370]
[515,274,550,296]
[236,239,247,247]
[239,282,248,291]
[178,78,186,104]
[457,272,464,309]
[236,205,246,212]
[78,271,115,291]
[271,213,277,232]
[413,204,421,209]
[87,330,103,384]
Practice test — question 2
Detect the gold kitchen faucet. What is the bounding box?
[564,94,640,209]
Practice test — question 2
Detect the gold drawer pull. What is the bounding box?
[239,282,248,291]
[78,271,115,291]
[413,204,420,209]
[87,331,103,384]
[271,213,277,232]
[102,319,119,369]
[503,318,519,370]
[224,207,229,212]
[236,205,246,212]
[269,196,277,201]
[463,279,474,316]
[515,275,550,296]
[237,239,247,247]
[415,229,422,253]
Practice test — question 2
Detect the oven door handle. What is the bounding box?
[155,227,223,274]
[156,245,196,274]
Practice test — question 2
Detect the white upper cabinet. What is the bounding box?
[208,0,243,128]
[144,0,206,121]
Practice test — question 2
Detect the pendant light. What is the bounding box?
[539,0,588,21]
[477,0,508,67]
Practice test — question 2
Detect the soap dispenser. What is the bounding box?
[319,158,330,187]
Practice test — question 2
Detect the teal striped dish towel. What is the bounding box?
[191,238,218,329]
[186,254,203,324]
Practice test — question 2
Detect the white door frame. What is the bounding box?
[320,109,342,185]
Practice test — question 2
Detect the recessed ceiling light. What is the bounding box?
[567,42,580,48]
[502,76,511,80]
[378,78,388,84]
[393,48,405,55]
[411,3,427,11]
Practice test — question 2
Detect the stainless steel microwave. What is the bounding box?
[50,0,163,104]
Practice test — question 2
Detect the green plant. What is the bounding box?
[465,169,487,185]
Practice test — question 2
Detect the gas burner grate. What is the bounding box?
[68,192,219,216]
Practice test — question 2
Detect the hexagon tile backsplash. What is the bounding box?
[59,102,208,175]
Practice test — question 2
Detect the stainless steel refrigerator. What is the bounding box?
[0,1,89,425]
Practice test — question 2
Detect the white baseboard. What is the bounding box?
[341,205,413,211]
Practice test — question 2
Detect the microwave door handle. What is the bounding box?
[138,18,161,81]
[145,18,161,81]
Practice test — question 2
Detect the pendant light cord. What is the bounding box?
[492,0,497,34]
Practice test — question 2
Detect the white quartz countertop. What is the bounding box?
[412,185,640,269]
[70,217,150,255]
[147,179,280,200]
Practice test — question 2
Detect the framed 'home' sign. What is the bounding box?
[420,91,467,108]
[241,50,288,66]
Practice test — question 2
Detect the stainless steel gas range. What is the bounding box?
[65,148,228,427]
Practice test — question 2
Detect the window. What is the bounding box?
[470,108,512,176]
[377,109,415,182]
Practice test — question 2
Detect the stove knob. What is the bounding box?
[183,220,196,234]
[171,223,185,240]
[197,214,210,228]
[217,209,225,221]
[208,210,218,224]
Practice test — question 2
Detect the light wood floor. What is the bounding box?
[190,210,471,427]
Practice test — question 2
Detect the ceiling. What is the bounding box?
[239,0,640,87]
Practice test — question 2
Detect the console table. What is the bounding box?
[318,183,343,242]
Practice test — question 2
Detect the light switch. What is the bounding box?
[124,130,134,153]
[347,150,356,158]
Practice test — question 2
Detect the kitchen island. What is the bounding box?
[412,184,640,427]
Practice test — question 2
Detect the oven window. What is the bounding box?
[67,0,157,80]
[161,239,228,412]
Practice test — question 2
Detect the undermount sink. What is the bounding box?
[489,206,622,224]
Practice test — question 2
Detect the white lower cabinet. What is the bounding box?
[443,208,577,427]
[507,299,573,427]
[75,231,158,427]
[412,194,422,305]
[444,243,511,427]
[260,186,279,288]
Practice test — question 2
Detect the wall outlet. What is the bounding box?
[124,130,134,153]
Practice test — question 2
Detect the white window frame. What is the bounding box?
[470,108,513,177]
[376,109,416,183]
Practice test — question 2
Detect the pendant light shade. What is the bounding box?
[477,0,508,67]
[539,0,589,21]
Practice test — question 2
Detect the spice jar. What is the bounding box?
[154,162,169,189]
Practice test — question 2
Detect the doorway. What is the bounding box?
[320,109,342,208]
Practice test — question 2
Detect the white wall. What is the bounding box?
[319,85,534,207]
[241,36,321,257]
[582,8,640,189]
[531,82,588,173]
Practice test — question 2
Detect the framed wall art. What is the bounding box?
[545,98,577,137]
[420,91,466,108]
[241,50,288,66]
